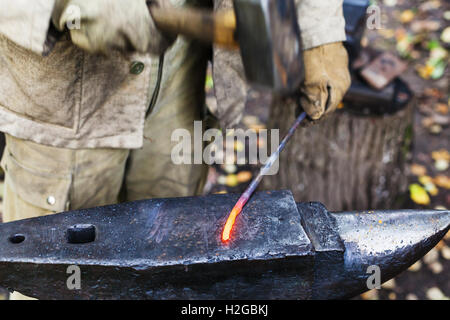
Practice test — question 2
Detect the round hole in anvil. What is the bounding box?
[9,234,25,244]
[67,224,96,244]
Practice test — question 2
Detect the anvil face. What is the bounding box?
[0,190,448,300]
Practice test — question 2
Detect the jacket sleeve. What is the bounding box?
[0,0,55,54]
[296,0,346,50]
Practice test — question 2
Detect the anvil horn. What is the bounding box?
[0,190,448,300]
[299,203,450,299]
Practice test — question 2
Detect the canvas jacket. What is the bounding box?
[0,0,346,149]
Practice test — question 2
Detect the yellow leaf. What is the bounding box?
[409,184,431,205]
[226,174,239,187]
[419,175,433,185]
[431,149,450,161]
[417,64,434,79]
[400,10,415,24]
[434,103,449,115]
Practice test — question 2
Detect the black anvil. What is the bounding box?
[0,190,448,299]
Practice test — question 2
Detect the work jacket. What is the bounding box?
[0,0,346,149]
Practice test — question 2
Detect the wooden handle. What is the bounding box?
[149,5,238,49]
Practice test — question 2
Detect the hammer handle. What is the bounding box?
[148,5,238,48]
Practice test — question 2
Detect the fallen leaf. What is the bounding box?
[429,124,442,135]
[429,262,443,274]
[242,115,260,127]
[419,176,439,196]
[225,174,239,187]
[383,0,397,7]
[382,279,396,289]
[432,149,450,161]
[430,59,447,79]
[419,0,441,11]
[400,9,415,24]
[419,175,433,184]
[408,260,422,272]
[441,26,450,43]
[217,175,227,185]
[411,20,441,33]
[406,293,418,300]
[378,28,395,39]
[423,87,444,99]
[423,248,439,264]
[434,103,449,115]
[410,163,427,176]
[360,289,379,300]
[426,287,449,300]
[223,164,237,174]
[205,74,214,91]
[441,246,450,260]
[434,175,450,189]
[435,159,449,171]
[435,240,445,250]
[417,64,434,79]
[236,171,252,183]
[445,11,450,20]
[409,183,431,205]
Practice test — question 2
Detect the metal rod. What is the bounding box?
[222,112,307,241]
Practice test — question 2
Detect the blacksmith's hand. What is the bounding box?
[52,0,175,55]
[298,42,351,121]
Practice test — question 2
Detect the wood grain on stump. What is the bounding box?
[263,99,415,211]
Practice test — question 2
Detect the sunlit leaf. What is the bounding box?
[411,164,427,176]
[409,183,431,205]
[226,174,239,187]
[236,171,252,183]
[434,175,450,189]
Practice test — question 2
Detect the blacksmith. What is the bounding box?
[0,0,350,299]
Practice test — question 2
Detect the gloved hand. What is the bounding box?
[298,42,351,121]
[52,0,174,55]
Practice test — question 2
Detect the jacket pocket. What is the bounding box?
[0,35,81,130]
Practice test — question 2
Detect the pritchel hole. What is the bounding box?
[67,224,96,244]
[9,234,25,244]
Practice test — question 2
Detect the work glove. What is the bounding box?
[298,42,351,122]
[52,0,174,55]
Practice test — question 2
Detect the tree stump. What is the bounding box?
[262,98,415,211]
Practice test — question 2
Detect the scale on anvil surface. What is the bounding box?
[0,190,448,299]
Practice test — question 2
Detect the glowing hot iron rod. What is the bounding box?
[222,111,307,242]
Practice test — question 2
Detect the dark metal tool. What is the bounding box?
[149,0,304,93]
[0,190,448,300]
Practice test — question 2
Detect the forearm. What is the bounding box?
[296,0,346,50]
[0,0,55,54]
